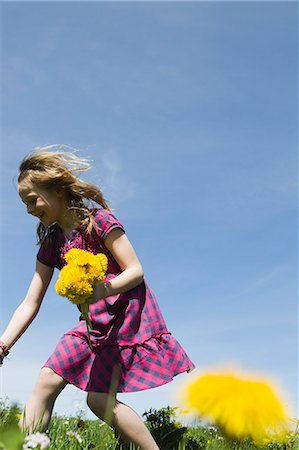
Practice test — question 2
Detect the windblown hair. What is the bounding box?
[18,145,110,244]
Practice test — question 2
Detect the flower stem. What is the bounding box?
[80,303,94,351]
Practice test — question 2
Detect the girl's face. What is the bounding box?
[18,183,67,227]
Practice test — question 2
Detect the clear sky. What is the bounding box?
[0,1,297,422]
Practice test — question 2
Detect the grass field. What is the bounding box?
[0,401,298,450]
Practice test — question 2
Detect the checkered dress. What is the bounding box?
[37,208,195,393]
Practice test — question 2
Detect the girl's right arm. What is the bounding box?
[0,260,54,357]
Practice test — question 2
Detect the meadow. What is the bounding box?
[0,401,298,450]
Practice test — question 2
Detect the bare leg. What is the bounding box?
[87,392,160,450]
[19,367,68,433]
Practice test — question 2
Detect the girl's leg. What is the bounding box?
[87,392,160,450]
[19,367,68,433]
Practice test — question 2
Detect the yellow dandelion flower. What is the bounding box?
[85,255,108,283]
[64,248,84,263]
[183,370,290,445]
[56,266,93,304]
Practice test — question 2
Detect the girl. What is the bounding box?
[0,148,195,450]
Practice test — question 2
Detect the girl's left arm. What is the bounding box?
[89,228,144,302]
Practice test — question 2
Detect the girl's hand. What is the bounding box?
[0,340,10,366]
[0,348,6,366]
[87,282,111,304]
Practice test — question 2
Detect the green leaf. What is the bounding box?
[0,422,24,450]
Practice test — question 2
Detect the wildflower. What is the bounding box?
[75,401,86,418]
[56,249,108,305]
[66,430,83,444]
[22,432,50,449]
[183,370,290,445]
[56,248,108,349]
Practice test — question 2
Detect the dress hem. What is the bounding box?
[42,362,195,393]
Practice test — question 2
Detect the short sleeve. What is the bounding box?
[94,209,125,241]
[36,225,60,267]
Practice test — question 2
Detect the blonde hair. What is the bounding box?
[18,145,110,244]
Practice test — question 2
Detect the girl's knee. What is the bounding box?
[87,392,106,410]
[33,367,67,397]
[86,392,115,417]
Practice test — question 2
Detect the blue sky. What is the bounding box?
[0,1,297,422]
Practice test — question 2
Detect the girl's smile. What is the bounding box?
[18,184,76,232]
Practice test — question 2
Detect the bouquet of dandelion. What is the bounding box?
[55,248,108,350]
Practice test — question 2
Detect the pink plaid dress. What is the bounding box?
[37,208,195,393]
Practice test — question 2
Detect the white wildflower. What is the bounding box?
[22,432,50,449]
[74,402,86,418]
[66,430,83,444]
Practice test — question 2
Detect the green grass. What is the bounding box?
[0,400,298,450]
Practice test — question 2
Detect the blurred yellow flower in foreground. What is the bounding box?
[183,370,290,445]
[178,408,190,415]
